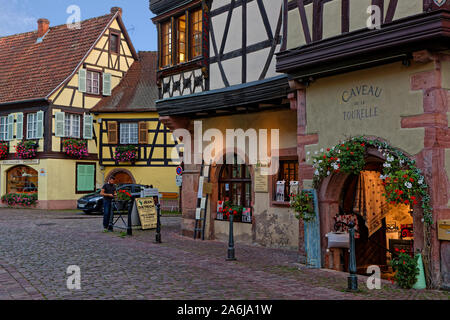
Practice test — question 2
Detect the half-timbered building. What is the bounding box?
[276,0,450,289]
[0,7,138,209]
[91,51,179,210]
[150,0,300,248]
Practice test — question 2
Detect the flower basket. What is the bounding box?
[15,141,38,159]
[114,200,129,211]
[62,139,88,159]
[221,201,243,222]
[114,145,138,163]
[0,142,9,160]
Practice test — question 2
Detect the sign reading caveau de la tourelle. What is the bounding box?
[341,85,382,121]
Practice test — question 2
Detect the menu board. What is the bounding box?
[135,197,157,230]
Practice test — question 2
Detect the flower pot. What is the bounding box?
[115,200,129,211]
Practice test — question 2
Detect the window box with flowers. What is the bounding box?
[114,145,138,164]
[2,193,38,207]
[0,142,9,160]
[62,139,89,159]
[15,141,38,159]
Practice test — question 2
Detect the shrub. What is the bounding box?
[390,250,419,289]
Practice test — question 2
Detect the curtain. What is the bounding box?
[353,171,388,237]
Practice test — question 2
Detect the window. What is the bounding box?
[275,160,299,202]
[159,8,202,68]
[7,166,38,194]
[177,15,186,63]
[161,21,172,67]
[64,114,81,138]
[0,116,7,141]
[86,71,100,95]
[110,33,119,54]
[27,113,38,139]
[218,155,252,223]
[120,123,138,144]
[76,163,96,193]
[191,9,202,58]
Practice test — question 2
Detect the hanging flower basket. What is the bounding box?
[0,142,9,160]
[15,141,38,159]
[289,191,316,222]
[62,139,89,159]
[114,145,138,164]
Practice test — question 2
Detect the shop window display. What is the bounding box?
[6,166,38,194]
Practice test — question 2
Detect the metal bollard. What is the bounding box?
[127,200,133,236]
[155,203,162,243]
[226,214,236,261]
[347,221,358,291]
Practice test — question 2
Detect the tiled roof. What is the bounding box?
[91,51,159,113]
[0,13,116,105]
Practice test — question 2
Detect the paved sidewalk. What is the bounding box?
[0,208,448,300]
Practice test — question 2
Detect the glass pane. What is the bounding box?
[245,183,251,207]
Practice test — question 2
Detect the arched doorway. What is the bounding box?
[317,140,422,280]
[6,166,38,194]
[106,169,135,185]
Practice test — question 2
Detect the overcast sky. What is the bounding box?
[0,0,157,51]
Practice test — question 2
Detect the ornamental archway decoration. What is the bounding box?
[310,136,433,287]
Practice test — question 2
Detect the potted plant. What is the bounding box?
[114,145,138,164]
[15,141,38,159]
[390,249,420,289]
[289,191,316,222]
[0,142,9,160]
[222,200,243,222]
[115,189,132,211]
[62,139,88,159]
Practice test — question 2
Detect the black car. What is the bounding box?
[77,184,148,214]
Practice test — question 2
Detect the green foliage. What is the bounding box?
[391,251,420,289]
[289,191,315,222]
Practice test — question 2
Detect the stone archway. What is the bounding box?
[316,141,425,272]
[106,169,136,185]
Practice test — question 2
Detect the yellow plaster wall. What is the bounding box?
[304,61,433,157]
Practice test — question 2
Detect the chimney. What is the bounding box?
[111,7,123,16]
[37,18,50,38]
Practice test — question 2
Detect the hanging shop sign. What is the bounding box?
[438,220,450,241]
[289,181,299,196]
[134,197,157,230]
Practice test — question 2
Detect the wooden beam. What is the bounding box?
[297,0,312,44]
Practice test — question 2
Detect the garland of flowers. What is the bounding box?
[310,136,434,288]
[15,141,38,159]
[311,137,432,225]
[1,193,38,207]
[62,139,89,159]
[289,191,316,222]
[114,145,138,163]
[0,142,9,160]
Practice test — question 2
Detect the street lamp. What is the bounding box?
[347,221,358,291]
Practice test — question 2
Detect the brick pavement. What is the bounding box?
[0,208,448,300]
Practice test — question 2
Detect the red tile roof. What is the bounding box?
[0,13,116,105]
[91,51,159,113]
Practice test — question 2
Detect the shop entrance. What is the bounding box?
[336,160,414,279]
[108,170,135,185]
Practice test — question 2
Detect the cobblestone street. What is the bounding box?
[0,208,448,300]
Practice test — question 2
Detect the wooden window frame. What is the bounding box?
[85,69,102,96]
[161,20,173,68]
[64,113,82,139]
[75,162,97,194]
[26,112,38,140]
[0,116,7,142]
[270,149,298,207]
[119,122,139,145]
[177,14,187,64]
[190,8,202,59]
[107,121,118,145]
[109,30,120,55]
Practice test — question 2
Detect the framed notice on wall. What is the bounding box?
[254,168,268,193]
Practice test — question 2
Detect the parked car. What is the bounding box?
[77,184,148,214]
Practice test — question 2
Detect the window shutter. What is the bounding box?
[107,121,118,144]
[7,114,14,141]
[103,73,112,96]
[77,164,95,192]
[78,68,87,93]
[36,111,44,139]
[55,112,65,137]
[83,114,93,139]
[138,122,148,144]
[16,113,23,140]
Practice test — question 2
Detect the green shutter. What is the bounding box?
[7,114,14,141]
[36,111,44,139]
[102,73,111,96]
[55,112,65,137]
[83,114,93,139]
[78,68,87,93]
[16,113,23,140]
[77,164,95,192]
